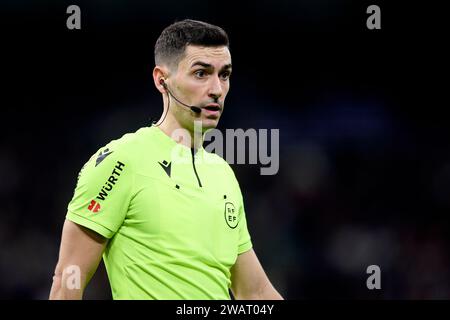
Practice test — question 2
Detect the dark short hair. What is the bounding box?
[155,19,229,70]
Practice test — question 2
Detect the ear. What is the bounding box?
[153,66,169,94]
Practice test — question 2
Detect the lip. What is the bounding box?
[203,103,222,117]
[204,103,221,110]
[203,108,221,117]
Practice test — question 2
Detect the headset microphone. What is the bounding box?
[160,79,202,114]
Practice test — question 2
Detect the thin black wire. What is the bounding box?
[152,90,170,127]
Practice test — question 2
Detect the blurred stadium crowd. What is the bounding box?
[1,0,448,299]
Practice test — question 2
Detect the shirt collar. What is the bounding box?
[148,125,204,157]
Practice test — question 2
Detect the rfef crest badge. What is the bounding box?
[224,202,238,229]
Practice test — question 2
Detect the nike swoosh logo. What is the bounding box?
[158,160,172,178]
[96,150,113,166]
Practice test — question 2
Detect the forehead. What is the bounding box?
[179,45,231,69]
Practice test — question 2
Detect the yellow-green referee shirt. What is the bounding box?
[66,125,253,299]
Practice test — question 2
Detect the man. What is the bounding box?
[49,19,282,300]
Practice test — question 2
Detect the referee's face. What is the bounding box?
[172,45,232,132]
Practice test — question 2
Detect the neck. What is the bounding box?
[157,113,204,150]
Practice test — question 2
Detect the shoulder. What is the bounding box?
[94,126,162,164]
[80,127,152,173]
[102,127,151,156]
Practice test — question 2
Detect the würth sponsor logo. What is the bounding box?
[87,200,101,213]
[96,161,125,201]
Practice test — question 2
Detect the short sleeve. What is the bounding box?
[237,189,253,254]
[66,145,133,239]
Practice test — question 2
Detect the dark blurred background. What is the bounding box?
[1,0,449,299]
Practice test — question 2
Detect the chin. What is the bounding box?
[201,118,220,131]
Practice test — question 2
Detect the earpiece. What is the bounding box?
[158,78,202,115]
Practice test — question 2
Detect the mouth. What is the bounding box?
[204,104,221,112]
[202,104,222,118]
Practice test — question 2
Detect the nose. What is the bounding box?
[208,76,223,101]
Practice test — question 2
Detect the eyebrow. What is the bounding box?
[190,61,232,72]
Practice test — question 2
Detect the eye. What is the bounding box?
[220,71,231,80]
[194,70,207,78]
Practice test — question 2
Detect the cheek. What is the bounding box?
[222,83,230,97]
[182,82,202,97]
